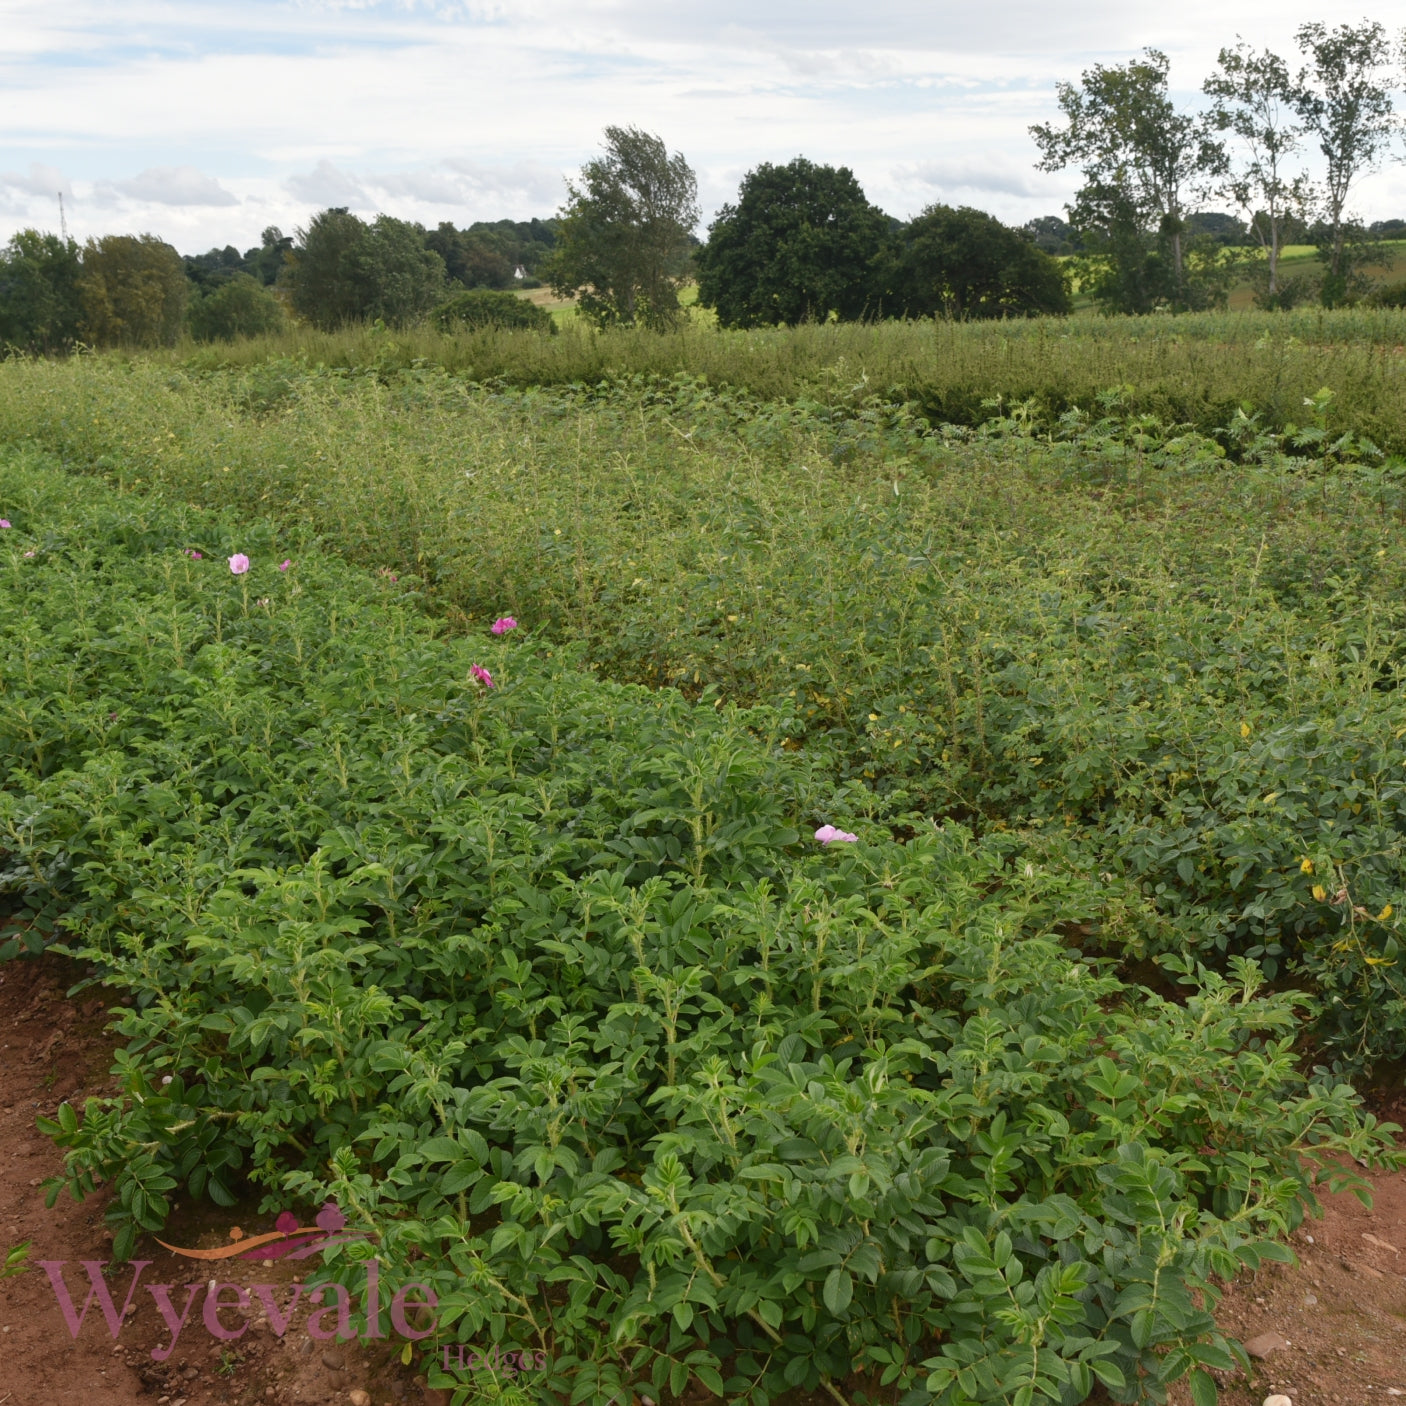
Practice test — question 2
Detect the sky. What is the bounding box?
[0,0,1402,254]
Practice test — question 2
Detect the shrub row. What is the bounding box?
[3,361,1406,1065]
[1,455,1399,1405]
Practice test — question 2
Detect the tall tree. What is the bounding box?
[1292,21,1399,306]
[1031,49,1225,311]
[695,158,888,328]
[875,205,1069,320]
[285,210,445,328]
[548,126,699,330]
[0,229,83,353]
[284,208,368,328]
[1204,42,1312,304]
[78,234,188,348]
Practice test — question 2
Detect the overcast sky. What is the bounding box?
[1,1,1402,254]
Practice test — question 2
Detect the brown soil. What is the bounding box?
[1167,1145,1406,1406]
[4,951,1406,1406]
[0,956,447,1406]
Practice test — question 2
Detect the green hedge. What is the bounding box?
[433,288,555,334]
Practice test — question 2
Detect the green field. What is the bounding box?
[3,328,1406,1404]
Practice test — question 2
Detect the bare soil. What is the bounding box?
[0,956,447,1406]
[4,951,1406,1406]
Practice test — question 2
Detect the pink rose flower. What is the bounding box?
[814,824,858,845]
[228,553,250,575]
[471,665,494,688]
[0,520,10,529]
[491,616,518,635]
[278,559,291,572]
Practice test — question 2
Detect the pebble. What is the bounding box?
[1303,1293,1318,1306]
[1245,1332,1290,1359]
[1263,1396,1293,1406]
[349,1393,371,1406]
[322,1348,345,1370]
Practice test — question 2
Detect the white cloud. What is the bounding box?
[284,159,371,208]
[0,0,1401,250]
[104,165,239,207]
[901,156,1047,202]
[0,160,71,198]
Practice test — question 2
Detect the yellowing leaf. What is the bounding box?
[1300,858,1314,874]
[1312,885,1327,901]
[1240,722,1251,738]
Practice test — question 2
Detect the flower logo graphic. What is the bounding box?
[156,1202,370,1262]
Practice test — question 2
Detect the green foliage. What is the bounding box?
[0,453,1398,1405]
[1033,50,1228,313]
[1370,281,1406,309]
[188,274,286,343]
[184,229,294,293]
[78,234,189,348]
[876,205,1070,319]
[37,307,1406,452]
[426,219,559,290]
[0,230,83,354]
[433,289,554,335]
[1203,43,1312,308]
[9,361,1406,1069]
[1,1241,31,1279]
[548,126,699,331]
[285,209,447,330]
[696,158,888,327]
[1291,21,1398,306]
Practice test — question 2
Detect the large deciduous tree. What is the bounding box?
[285,209,446,329]
[78,234,188,348]
[548,126,699,330]
[1204,42,1312,305]
[1292,21,1398,306]
[695,158,888,328]
[1031,49,1226,312]
[875,205,1070,320]
[0,230,83,353]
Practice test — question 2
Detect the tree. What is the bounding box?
[548,126,699,330]
[425,223,515,289]
[348,217,447,325]
[1023,216,1079,255]
[695,158,888,328]
[875,205,1069,319]
[284,209,445,328]
[1204,42,1312,304]
[78,234,188,348]
[1031,49,1226,311]
[1292,21,1399,306]
[284,208,367,328]
[244,227,293,287]
[188,273,286,342]
[0,229,83,353]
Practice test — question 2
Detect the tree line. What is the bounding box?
[1,18,1404,351]
[0,216,564,352]
[1034,19,1406,311]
